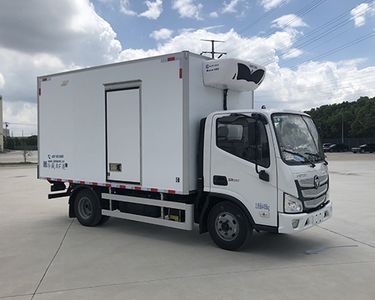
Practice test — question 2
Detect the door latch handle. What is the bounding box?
[213,175,228,186]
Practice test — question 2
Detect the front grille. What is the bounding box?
[304,194,326,208]
[295,176,329,212]
[301,183,328,198]
[299,174,328,188]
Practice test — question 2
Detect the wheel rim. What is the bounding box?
[215,212,239,242]
[78,196,93,220]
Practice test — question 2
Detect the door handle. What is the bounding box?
[213,175,228,186]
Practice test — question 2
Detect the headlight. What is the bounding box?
[284,194,303,213]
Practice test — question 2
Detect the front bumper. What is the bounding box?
[278,201,332,234]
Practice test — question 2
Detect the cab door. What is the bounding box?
[209,113,278,227]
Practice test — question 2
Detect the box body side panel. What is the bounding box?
[39,56,184,192]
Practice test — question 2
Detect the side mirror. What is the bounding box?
[259,170,269,182]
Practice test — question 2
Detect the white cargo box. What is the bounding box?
[38,51,254,194]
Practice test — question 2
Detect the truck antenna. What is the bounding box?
[200,39,227,59]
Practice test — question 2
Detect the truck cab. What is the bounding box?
[199,109,332,249]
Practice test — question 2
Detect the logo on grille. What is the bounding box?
[314,175,320,189]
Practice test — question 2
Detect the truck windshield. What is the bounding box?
[272,114,324,165]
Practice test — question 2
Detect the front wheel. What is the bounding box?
[208,201,251,251]
[74,189,103,226]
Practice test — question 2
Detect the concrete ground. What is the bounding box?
[0,153,374,299]
[0,150,38,164]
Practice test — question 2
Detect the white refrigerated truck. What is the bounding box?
[38,51,332,250]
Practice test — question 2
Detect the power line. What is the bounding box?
[256,1,373,64]
[286,1,372,47]
[253,71,375,102]
[235,0,290,35]
[220,0,330,59]
[262,0,329,37]
[288,30,375,68]
[258,0,375,65]
[219,0,372,71]
[274,26,352,64]
[257,72,375,94]
[255,78,375,102]
[255,87,375,104]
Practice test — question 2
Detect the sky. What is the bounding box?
[0,0,375,136]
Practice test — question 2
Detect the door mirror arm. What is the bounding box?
[253,120,269,182]
[254,121,260,174]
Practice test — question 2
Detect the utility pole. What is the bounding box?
[200,39,227,59]
[341,112,344,144]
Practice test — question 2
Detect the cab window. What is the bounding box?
[216,115,270,168]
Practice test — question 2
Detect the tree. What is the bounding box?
[305,96,375,139]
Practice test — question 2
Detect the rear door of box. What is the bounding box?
[106,88,141,183]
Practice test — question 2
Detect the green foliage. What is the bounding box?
[4,135,37,150]
[305,97,375,139]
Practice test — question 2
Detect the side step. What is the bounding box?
[101,193,194,230]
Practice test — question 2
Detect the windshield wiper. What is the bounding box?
[305,152,328,165]
[282,149,316,167]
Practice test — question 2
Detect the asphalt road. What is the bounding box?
[0,153,374,299]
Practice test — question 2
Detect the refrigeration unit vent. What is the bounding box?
[203,58,266,92]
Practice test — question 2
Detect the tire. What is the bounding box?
[74,189,103,226]
[98,215,110,225]
[208,201,251,251]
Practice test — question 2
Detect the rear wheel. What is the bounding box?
[208,201,251,251]
[74,189,103,226]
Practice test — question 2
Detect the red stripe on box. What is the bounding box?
[168,189,176,194]
[119,184,126,189]
[150,188,158,192]
[134,186,141,191]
